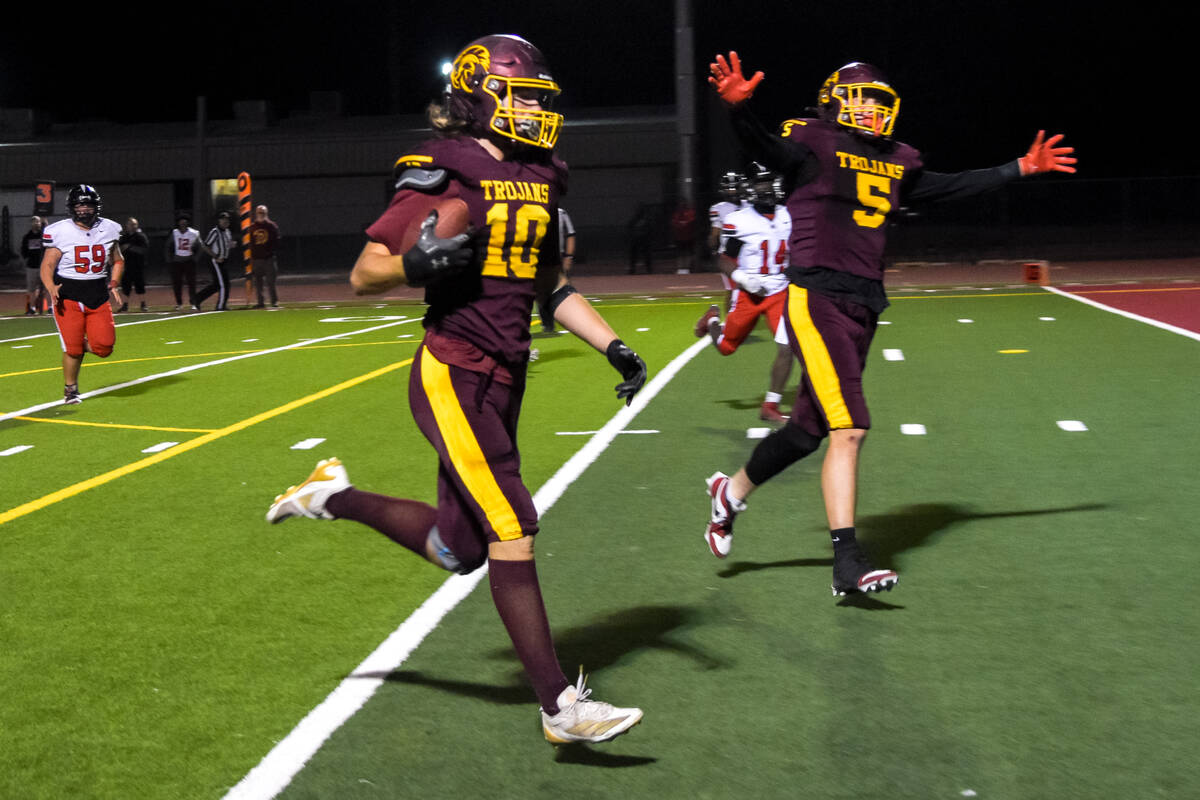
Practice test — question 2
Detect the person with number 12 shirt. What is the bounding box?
[702,53,1077,597]
[265,34,646,746]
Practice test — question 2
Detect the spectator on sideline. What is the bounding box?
[21,216,48,315]
[538,207,576,333]
[118,217,149,312]
[249,204,281,308]
[671,199,697,274]
[165,212,200,311]
[628,203,653,274]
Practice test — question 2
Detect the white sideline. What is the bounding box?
[1044,286,1200,343]
[0,311,215,344]
[222,336,711,800]
[0,318,421,424]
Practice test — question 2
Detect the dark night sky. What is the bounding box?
[0,2,1181,179]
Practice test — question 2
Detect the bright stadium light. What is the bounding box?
[440,61,453,77]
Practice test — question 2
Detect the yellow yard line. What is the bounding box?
[10,416,215,433]
[0,358,412,527]
[0,340,413,380]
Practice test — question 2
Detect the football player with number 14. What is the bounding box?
[266,34,646,746]
[703,53,1076,596]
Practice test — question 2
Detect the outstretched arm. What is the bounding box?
[1018,130,1077,176]
[906,131,1078,204]
[708,51,763,106]
[709,50,819,185]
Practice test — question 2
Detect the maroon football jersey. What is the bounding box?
[778,118,923,281]
[367,136,567,366]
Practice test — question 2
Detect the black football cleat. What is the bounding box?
[832,543,898,596]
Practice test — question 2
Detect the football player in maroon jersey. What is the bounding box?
[703,52,1076,596]
[267,34,645,744]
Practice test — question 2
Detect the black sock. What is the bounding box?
[831,527,856,552]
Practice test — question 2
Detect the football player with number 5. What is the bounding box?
[40,184,124,405]
[267,34,645,745]
[703,53,1077,596]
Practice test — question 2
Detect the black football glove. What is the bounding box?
[401,210,473,288]
[606,339,647,406]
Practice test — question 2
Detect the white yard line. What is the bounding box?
[222,336,711,800]
[0,319,421,424]
[1044,286,1200,342]
[0,312,216,344]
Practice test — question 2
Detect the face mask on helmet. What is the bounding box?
[744,164,781,210]
[67,184,102,227]
[720,172,742,201]
[447,35,565,150]
[818,63,900,138]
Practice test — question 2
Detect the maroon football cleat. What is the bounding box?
[759,401,788,422]
[704,471,745,559]
[694,304,721,338]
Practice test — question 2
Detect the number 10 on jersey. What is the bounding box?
[482,202,550,280]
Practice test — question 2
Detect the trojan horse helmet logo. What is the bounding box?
[451,45,491,93]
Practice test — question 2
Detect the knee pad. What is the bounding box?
[428,526,484,575]
[745,424,823,486]
[91,344,113,358]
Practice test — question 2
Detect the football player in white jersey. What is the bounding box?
[40,184,124,405]
[694,164,795,422]
[707,171,746,258]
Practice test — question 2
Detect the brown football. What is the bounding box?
[398,196,471,253]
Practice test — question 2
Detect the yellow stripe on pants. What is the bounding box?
[787,285,854,429]
[419,346,523,540]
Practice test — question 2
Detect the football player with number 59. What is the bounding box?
[266,34,645,746]
[40,184,124,405]
[703,53,1077,596]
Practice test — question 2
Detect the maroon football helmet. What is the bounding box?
[817,62,900,138]
[446,34,563,149]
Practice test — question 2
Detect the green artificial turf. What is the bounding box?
[3,290,1198,799]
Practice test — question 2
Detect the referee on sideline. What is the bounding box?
[196,211,234,311]
[538,207,576,333]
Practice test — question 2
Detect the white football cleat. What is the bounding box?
[541,671,643,745]
[266,457,351,523]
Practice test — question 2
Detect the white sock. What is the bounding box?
[764,392,782,404]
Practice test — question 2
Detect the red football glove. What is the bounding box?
[708,51,764,106]
[1018,130,1077,176]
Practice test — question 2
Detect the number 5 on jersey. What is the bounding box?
[853,173,892,229]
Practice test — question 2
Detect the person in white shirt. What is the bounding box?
[40,184,124,405]
[166,212,200,310]
[694,164,794,423]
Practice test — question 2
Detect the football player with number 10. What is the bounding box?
[703,52,1076,596]
[267,34,645,746]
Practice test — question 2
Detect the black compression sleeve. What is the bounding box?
[728,104,820,186]
[904,160,1022,204]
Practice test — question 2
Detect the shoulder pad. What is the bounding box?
[392,166,449,194]
[778,119,810,137]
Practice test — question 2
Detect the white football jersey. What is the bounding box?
[720,205,791,297]
[43,217,123,282]
[708,200,745,229]
[171,227,200,258]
